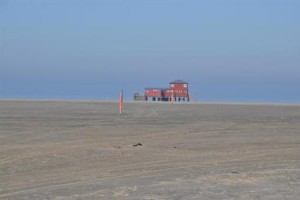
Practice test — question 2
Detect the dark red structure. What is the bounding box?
[144,80,189,102]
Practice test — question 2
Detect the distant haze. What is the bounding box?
[1,0,299,102]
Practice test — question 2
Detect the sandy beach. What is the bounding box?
[0,100,299,199]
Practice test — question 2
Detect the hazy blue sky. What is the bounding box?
[1,0,299,102]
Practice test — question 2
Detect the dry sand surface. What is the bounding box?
[0,100,300,200]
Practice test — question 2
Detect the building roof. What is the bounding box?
[145,88,169,91]
[170,79,188,84]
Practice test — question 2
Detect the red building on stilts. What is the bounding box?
[144,80,189,102]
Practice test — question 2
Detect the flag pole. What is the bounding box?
[119,89,123,115]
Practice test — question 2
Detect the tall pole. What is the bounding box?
[119,89,123,115]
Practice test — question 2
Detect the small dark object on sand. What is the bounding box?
[133,143,142,147]
[231,170,240,174]
[114,146,121,149]
[173,146,177,148]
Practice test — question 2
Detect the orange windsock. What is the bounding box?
[119,89,123,115]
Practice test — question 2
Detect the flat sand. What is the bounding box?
[0,100,300,200]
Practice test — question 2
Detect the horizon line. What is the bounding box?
[1,98,299,106]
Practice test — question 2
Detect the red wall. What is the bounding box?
[144,89,163,97]
[144,83,189,98]
[169,83,189,97]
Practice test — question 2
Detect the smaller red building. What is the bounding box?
[144,88,168,101]
[144,80,189,102]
